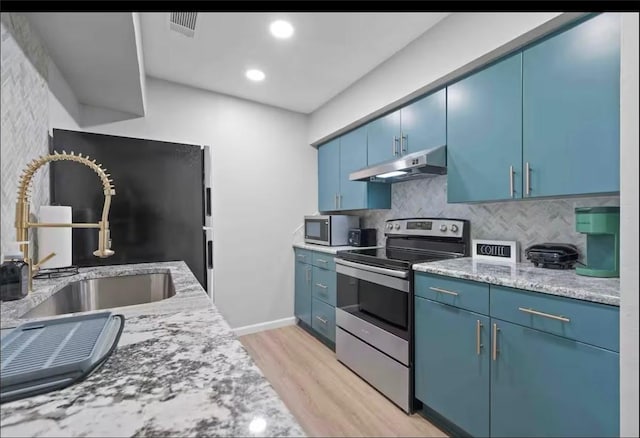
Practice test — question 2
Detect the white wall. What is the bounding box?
[309,12,575,144]
[620,12,639,438]
[50,77,316,329]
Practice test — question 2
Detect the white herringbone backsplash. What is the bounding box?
[1,15,50,256]
[359,175,620,261]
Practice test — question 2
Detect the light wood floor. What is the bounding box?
[240,325,447,437]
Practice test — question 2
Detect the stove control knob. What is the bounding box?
[394,223,401,230]
[450,224,459,233]
[440,224,448,232]
[386,223,392,230]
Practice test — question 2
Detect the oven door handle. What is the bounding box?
[335,258,409,279]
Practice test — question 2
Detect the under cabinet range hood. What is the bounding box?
[349,145,447,183]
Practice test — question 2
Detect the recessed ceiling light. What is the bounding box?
[269,20,294,39]
[245,69,265,82]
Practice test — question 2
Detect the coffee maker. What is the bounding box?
[575,206,620,278]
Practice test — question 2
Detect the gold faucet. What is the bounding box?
[15,150,116,292]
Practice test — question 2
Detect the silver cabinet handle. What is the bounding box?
[306,266,311,284]
[315,283,328,289]
[401,133,408,154]
[315,315,328,325]
[335,193,338,209]
[519,307,570,322]
[429,286,459,296]
[391,137,396,156]
[476,320,483,356]
[392,136,400,156]
[339,194,342,209]
[492,323,500,361]
[509,165,515,198]
[525,162,531,196]
[296,254,305,260]
[317,259,328,265]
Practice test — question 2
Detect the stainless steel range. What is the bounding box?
[334,218,470,413]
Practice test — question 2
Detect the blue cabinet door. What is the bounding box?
[339,126,368,210]
[367,110,401,165]
[317,139,340,212]
[415,297,490,437]
[523,14,620,197]
[294,260,312,325]
[491,319,619,437]
[447,53,523,203]
[400,89,446,155]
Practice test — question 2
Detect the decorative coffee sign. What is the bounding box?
[472,239,518,263]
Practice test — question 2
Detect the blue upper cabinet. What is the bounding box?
[447,53,523,203]
[317,139,340,212]
[522,14,620,197]
[367,90,446,165]
[400,89,446,155]
[367,110,401,165]
[339,126,391,210]
[338,126,368,210]
[317,130,390,212]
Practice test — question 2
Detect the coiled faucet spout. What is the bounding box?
[15,150,116,292]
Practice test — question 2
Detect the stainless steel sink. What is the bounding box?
[21,273,175,319]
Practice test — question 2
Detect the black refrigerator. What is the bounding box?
[50,129,213,292]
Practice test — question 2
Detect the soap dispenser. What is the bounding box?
[0,242,29,301]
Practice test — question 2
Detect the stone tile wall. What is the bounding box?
[1,13,50,257]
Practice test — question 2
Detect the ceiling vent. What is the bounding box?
[169,12,198,37]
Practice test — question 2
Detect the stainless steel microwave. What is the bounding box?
[304,215,359,246]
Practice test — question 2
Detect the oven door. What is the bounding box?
[335,259,410,339]
[304,217,330,245]
[334,258,412,412]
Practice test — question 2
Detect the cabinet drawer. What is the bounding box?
[415,273,489,315]
[294,248,312,264]
[312,297,336,343]
[311,252,336,271]
[490,285,619,352]
[312,266,336,306]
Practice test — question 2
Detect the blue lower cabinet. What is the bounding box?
[311,252,336,271]
[415,297,490,437]
[311,297,336,343]
[312,266,336,306]
[294,259,312,325]
[490,285,619,352]
[295,250,337,348]
[490,318,619,437]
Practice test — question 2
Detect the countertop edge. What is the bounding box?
[413,261,620,307]
[292,242,381,254]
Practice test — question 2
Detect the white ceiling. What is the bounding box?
[27,13,146,116]
[140,13,449,114]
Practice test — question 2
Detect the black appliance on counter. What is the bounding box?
[0,259,28,301]
[525,243,580,269]
[334,217,470,413]
[347,228,377,247]
[50,129,213,292]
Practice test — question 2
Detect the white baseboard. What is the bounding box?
[233,316,296,337]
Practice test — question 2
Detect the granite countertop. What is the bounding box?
[413,258,620,306]
[0,262,305,437]
[292,242,380,254]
